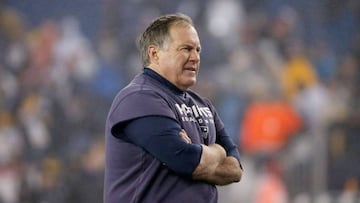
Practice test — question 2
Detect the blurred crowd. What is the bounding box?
[0,0,359,203]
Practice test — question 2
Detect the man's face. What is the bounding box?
[156,24,201,91]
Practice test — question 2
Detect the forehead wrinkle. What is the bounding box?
[169,25,200,47]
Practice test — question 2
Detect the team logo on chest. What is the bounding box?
[175,103,214,123]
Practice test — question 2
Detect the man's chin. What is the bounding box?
[184,80,196,89]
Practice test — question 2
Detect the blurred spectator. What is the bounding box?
[90,31,125,100]
[308,41,337,84]
[51,16,98,99]
[337,177,359,203]
[17,94,50,155]
[0,112,23,203]
[253,158,289,203]
[64,139,104,203]
[31,157,65,203]
[240,99,302,155]
[205,0,245,48]
[281,40,318,102]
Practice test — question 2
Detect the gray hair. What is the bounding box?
[138,13,194,67]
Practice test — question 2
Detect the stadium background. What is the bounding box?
[0,0,359,202]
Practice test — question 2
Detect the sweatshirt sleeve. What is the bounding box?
[121,116,202,177]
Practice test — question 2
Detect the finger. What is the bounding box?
[179,132,190,143]
[179,129,192,143]
[183,135,191,144]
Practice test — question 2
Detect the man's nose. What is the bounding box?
[190,50,200,62]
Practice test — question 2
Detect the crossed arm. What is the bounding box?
[120,116,243,185]
[179,129,242,185]
[193,144,242,185]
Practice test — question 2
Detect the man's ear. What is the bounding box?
[148,45,159,65]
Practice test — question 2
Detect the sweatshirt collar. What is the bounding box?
[143,67,185,95]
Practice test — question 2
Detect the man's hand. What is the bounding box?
[179,129,242,185]
[193,144,242,185]
[179,129,192,144]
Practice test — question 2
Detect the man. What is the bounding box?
[104,13,243,203]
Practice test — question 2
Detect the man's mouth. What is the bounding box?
[184,67,197,72]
